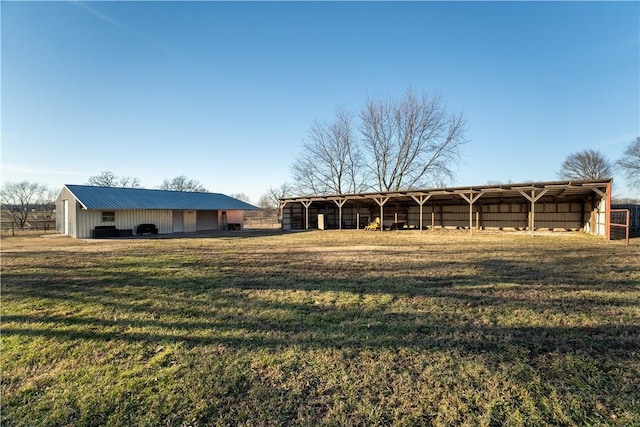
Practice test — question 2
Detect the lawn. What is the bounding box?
[2,230,639,426]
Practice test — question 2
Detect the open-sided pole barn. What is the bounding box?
[56,185,258,238]
[279,179,613,237]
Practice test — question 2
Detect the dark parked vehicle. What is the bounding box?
[136,224,159,235]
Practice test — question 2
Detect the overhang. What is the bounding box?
[280,179,612,206]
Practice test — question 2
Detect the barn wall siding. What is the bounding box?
[630,206,640,231]
[77,210,173,238]
[75,209,246,237]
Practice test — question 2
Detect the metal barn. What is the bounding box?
[279,179,614,237]
[56,185,258,239]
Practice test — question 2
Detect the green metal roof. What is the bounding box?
[65,185,259,211]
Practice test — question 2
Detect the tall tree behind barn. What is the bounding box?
[360,89,467,191]
[557,149,613,181]
[291,88,467,195]
[292,109,368,195]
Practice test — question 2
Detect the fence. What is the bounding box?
[243,216,280,229]
[1,220,56,236]
[610,209,630,247]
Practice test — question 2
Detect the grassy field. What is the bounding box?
[2,230,639,426]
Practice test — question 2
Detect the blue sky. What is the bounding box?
[2,1,639,201]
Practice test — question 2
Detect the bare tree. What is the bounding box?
[88,171,118,187]
[292,109,368,195]
[41,188,57,231]
[557,149,613,180]
[119,176,141,188]
[87,171,141,188]
[616,137,640,189]
[255,183,293,218]
[257,193,276,211]
[267,183,293,207]
[159,176,208,192]
[360,89,467,191]
[230,193,251,203]
[291,156,325,196]
[290,89,467,194]
[1,181,47,230]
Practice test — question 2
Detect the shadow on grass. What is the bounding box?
[3,237,639,363]
[3,286,639,364]
[4,319,639,360]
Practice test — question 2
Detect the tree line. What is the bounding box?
[87,171,209,193]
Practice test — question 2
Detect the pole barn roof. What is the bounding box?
[279,179,612,205]
[64,185,259,211]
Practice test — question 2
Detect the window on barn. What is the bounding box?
[102,211,115,222]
